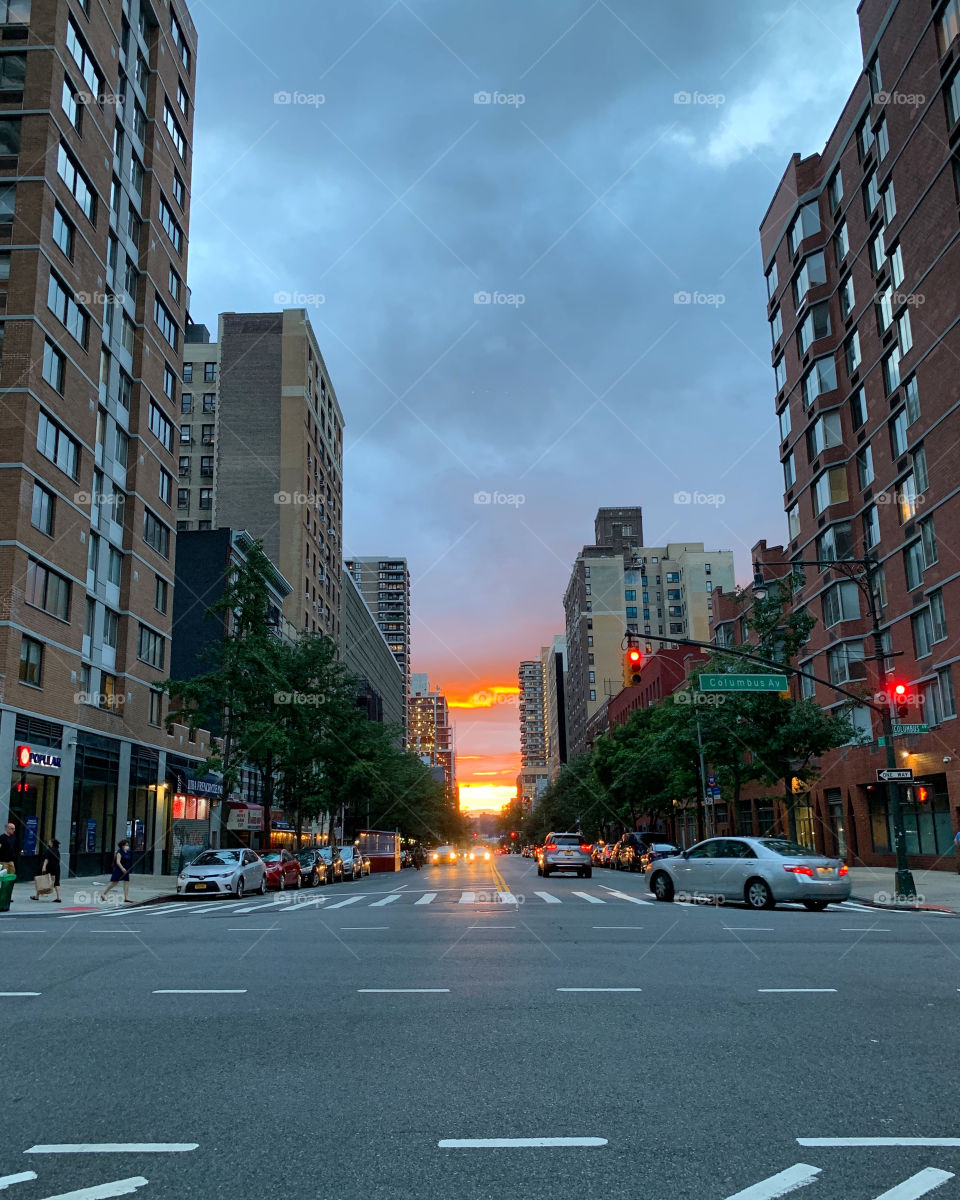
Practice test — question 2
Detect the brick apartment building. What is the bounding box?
[745,0,960,869]
[176,319,218,531]
[0,0,212,877]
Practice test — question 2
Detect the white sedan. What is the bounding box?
[646,836,851,911]
[177,849,267,899]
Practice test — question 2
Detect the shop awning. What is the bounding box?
[167,766,224,799]
[226,801,264,831]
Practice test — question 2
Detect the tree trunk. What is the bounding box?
[784,774,797,842]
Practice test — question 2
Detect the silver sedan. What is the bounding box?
[176,849,267,899]
[646,836,851,911]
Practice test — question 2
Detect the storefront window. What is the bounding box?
[70,734,120,875]
[8,772,58,880]
[870,781,952,855]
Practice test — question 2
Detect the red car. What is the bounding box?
[259,850,302,890]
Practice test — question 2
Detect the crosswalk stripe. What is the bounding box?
[599,888,651,905]
[325,896,363,910]
[872,1168,955,1200]
[534,891,561,904]
[279,897,325,913]
[498,892,518,905]
[720,1163,821,1200]
[370,894,401,908]
[415,893,437,905]
[459,892,476,904]
[572,891,604,905]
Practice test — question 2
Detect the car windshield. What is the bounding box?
[260,853,280,862]
[318,849,333,862]
[341,849,354,860]
[553,836,583,846]
[651,844,678,852]
[759,839,819,858]
[191,851,239,866]
[297,851,315,863]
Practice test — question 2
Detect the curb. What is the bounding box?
[851,894,957,915]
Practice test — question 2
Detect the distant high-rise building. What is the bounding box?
[345,557,411,733]
[518,660,547,806]
[408,676,455,796]
[340,570,404,732]
[541,636,568,781]
[0,0,205,876]
[176,321,219,533]
[563,508,734,758]
[212,309,345,640]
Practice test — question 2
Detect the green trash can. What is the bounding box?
[0,873,16,913]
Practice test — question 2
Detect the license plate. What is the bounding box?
[563,851,573,856]
[816,867,834,876]
[194,882,207,890]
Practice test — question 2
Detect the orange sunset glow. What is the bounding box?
[458,782,516,815]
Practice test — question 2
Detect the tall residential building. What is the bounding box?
[755,0,960,869]
[517,659,547,806]
[213,309,344,640]
[563,507,734,757]
[345,557,411,732]
[176,320,219,531]
[408,676,455,795]
[541,635,567,781]
[341,569,404,731]
[0,0,204,877]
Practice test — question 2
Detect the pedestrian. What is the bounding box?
[31,839,61,903]
[954,828,960,875]
[99,839,133,904]
[0,820,20,896]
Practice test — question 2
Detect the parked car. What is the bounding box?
[259,849,303,890]
[590,842,607,866]
[612,832,671,872]
[639,843,681,873]
[537,832,592,879]
[297,848,331,888]
[600,843,616,868]
[317,845,344,883]
[177,849,266,899]
[646,836,851,910]
[339,846,363,881]
[431,845,459,865]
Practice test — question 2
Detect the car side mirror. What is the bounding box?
[681,851,689,859]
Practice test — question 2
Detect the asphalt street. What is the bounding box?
[2,855,960,1200]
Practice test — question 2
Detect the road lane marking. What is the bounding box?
[758,989,837,994]
[719,1163,821,1200]
[151,990,246,995]
[798,1139,960,1147]
[598,888,651,905]
[340,926,390,930]
[228,928,275,932]
[277,898,325,913]
[26,1145,197,1154]
[0,992,40,996]
[572,891,604,905]
[470,924,515,929]
[358,988,449,993]
[0,930,49,934]
[325,896,363,910]
[842,928,891,932]
[415,893,437,905]
[534,892,561,904]
[81,930,141,934]
[592,925,644,929]
[724,927,775,932]
[0,1171,37,1188]
[871,1169,955,1199]
[369,894,401,908]
[438,1137,606,1148]
[34,1177,149,1199]
[556,987,642,992]
[459,892,476,904]
[105,903,183,918]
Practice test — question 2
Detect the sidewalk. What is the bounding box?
[848,865,960,913]
[1,873,179,915]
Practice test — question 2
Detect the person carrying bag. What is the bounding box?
[31,839,62,903]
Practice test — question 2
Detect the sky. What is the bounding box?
[185,0,865,800]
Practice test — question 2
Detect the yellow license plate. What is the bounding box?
[194,882,207,889]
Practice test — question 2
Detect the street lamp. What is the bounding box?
[754,556,916,901]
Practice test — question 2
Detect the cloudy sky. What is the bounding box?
[186,0,865,794]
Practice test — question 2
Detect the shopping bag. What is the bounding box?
[34,873,53,895]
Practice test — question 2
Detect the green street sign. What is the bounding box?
[698,673,789,693]
[891,723,930,736]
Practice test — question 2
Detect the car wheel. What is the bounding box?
[802,899,828,911]
[258,875,266,895]
[236,876,245,900]
[745,878,775,910]
[295,871,302,889]
[278,872,285,891]
[536,865,542,876]
[651,871,674,902]
[542,867,551,878]
[311,871,320,888]
[584,868,592,879]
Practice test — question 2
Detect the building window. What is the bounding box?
[828,168,842,211]
[806,410,842,459]
[154,294,178,349]
[939,667,957,720]
[625,590,636,601]
[180,424,191,443]
[158,470,172,506]
[834,220,849,264]
[897,310,912,355]
[904,375,920,425]
[171,11,191,73]
[787,502,800,541]
[920,514,938,568]
[158,195,183,254]
[939,0,960,54]
[178,455,189,476]
[864,171,880,217]
[202,393,216,413]
[143,509,170,558]
[857,115,874,160]
[856,444,874,489]
[199,456,213,478]
[948,65,960,126]
[56,141,95,221]
[889,409,908,459]
[183,362,193,383]
[138,624,165,669]
[930,589,948,643]
[802,356,837,407]
[783,451,795,490]
[25,558,70,620]
[589,689,596,702]
[827,641,866,685]
[817,521,852,563]
[912,608,933,659]
[766,260,778,300]
[37,410,79,478]
[181,393,193,414]
[19,635,42,686]
[201,423,214,445]
[31,482,54,535]
[797,301,830,355]
[0,51,25,90]
[812,466,849,516]
[778,403,791,441]
[149,401,173,451]
[850,386,867,430]
[839,274,855,319]
[845,329,861,375]
[770,307,782,344]
[903,540,924,591]
[41,340,65,392]
[177,487,189,509]
[162,100,185,157]
[204,362,217,382]
[883,347,901,394]
[822,580,860,627]
[774,357,786,392]
[793,252,827,306]
[163,364,177,401]
[199,488,212,510]
[876,116,889,161]
[788,201,820,255]
[148,689,163,727]
[896,471,921,524]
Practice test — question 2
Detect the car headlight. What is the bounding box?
[178,872,187,880]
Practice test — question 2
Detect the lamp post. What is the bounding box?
[753,556,916,901]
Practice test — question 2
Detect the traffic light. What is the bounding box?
[891,682,910,722]
[916,785,929,804]
[510,831,517,839]
[623,644,643,688]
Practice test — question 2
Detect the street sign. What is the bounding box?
[698,673,789,692]
[877,768,913,782]
[891,723,930,736]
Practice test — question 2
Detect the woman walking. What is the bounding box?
[100,839,133,904]
[31,839,61,903]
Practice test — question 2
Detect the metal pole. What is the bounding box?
[696,710,712,838]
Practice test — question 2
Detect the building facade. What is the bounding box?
[176,319,218,531]
[214,309,344,640]
[345,557,410,733]
[517,659,546,806]
[541,635,567,781]
[757,0,960,869]
[341,568,404,731]
[408,676,455,795]
[0,0,205,876]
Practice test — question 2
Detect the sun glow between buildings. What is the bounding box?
[458,783,516,814]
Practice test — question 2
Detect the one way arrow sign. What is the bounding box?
[877,768,913,782]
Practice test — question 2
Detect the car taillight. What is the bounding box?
[580,844,591,853]
[783,865,814,876]
[545,843,557,851]
[838,864,849,876]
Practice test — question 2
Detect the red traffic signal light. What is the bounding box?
[510,831,517,839]
[890,682,910,721]
[15,744,31,770]
[623,645,644,688]
[916,786,929,803]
